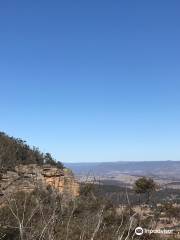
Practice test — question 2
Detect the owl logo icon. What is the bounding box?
[135,227,144,236]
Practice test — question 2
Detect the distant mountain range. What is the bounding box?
[65,161,180,188]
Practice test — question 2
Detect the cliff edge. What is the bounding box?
[0,164,79,198]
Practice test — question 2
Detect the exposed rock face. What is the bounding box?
[0,164,79,198]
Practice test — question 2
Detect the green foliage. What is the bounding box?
[134,177,157,204]
[134,177,156,195]
[44,152,64,169]
[0,132,63,170]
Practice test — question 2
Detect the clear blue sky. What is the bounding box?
[0,1,180,162]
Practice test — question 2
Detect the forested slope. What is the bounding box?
[0,132,63,170]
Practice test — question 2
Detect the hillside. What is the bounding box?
[0,132,63,170]
[0,132,79,200]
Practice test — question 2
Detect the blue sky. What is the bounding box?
[0,1,180,162]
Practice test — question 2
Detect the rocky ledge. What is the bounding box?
[0,164,79,198]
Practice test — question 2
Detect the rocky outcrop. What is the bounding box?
[0,164,79,198]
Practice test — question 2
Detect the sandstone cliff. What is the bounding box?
[0,164,79,198]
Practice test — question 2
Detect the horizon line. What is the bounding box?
[63,160,180,164]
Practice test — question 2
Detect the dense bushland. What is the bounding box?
[0,182,179,240]
[0,185,158,240]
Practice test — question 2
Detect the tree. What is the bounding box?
[134,177,157,204]
[0,132,63,170]
[44,153,64,169]
[44,152,55,165]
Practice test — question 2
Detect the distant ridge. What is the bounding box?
[65,161,180,181]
